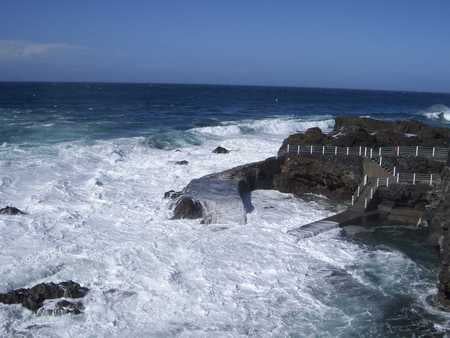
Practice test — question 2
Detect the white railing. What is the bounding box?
[284,144,449,161]
[350,172,439,208]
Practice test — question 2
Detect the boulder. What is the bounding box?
[0,206,26,215]
[212,146,230,154]
[175,160,189,165]
[0,281,89,313]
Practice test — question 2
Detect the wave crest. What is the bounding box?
[190,116,335,137]
[420,104,450,122]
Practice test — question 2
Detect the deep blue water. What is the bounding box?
[1,82,450,145]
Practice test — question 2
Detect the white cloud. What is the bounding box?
[0,40,84,60]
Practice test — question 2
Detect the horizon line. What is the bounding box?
[0,79,449,96]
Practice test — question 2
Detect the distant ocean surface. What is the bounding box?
[1,82,450,146]
[1,82,450,337]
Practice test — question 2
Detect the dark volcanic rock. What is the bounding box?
[334,117,450,146]
[374,184,431,209]
[280,117,450,155]
[0,281,89,313]
[213,146,230,154]
[175,160,189,165]
[0,206,26,215]
[273,156,362,200]
[172,196,204,219]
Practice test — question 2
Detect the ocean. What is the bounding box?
[1,82,450,337]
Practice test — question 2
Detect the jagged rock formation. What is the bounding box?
[0,281,89,314]
[279,116,450,155]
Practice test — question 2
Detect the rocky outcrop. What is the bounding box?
[279,117,450,153]
[424,167,450,307]
[171,155,363,223]
[0,206,26,215]
[0,281,89,314]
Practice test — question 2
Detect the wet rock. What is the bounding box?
[0,206,26,215]
[172,197,204,219]
[0,281,89,312]
[212,146,230,154]
[175,160,189,165]
[39,299,84,316]
[164,190,182,200]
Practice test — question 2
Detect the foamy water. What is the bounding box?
[0,117,448,336]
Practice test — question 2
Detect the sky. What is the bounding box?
[0,0,449,92]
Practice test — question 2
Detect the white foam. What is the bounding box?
[191,116,335,138]
[421,104,450,122]
[0,116,441,336]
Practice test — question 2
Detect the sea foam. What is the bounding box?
[0,116,445,336]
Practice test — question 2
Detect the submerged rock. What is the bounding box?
[212,146,230,154]
[0,281,89,313]
[0,206,26,215]
[175,160,189,165]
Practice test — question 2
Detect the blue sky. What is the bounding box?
[0,0,449,92]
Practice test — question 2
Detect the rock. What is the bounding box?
[164,190,182,200]
[0,281,89,312]
[171,155,362,223]
[38,299,84,316]
[213,146,230,154]
[333,116,450,146]
[0,206,26,215]
[175,160,189,165]
[273,156,362,200]
[172,196,204,219]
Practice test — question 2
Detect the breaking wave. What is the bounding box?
[420,104,450,122]
[190,116,335,138]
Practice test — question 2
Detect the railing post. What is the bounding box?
[364,147,367,157]
[432,147,435,157]
[364,198,368,209]
[379,147,382,157]
[387,177,389,187]
[430,174,433,186]
[322,145,325,155]
[359,146,362,156]
[351,195,354,206]
[416,146,419,157]
[397,146,400,157]
[310,145,313,154]
[413,173,416,185]
[393,166,396,176]
[370,148,373,159]
[335,146,337,156]
[297,145,300,155]
[376,178,380,188]
[357,185,360,197]
[364,174,368,186]
[379,156,382,166]
[396,172,399,183]
[370,188,373,199]
[287,144,290,153]
[346,147,349,156]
